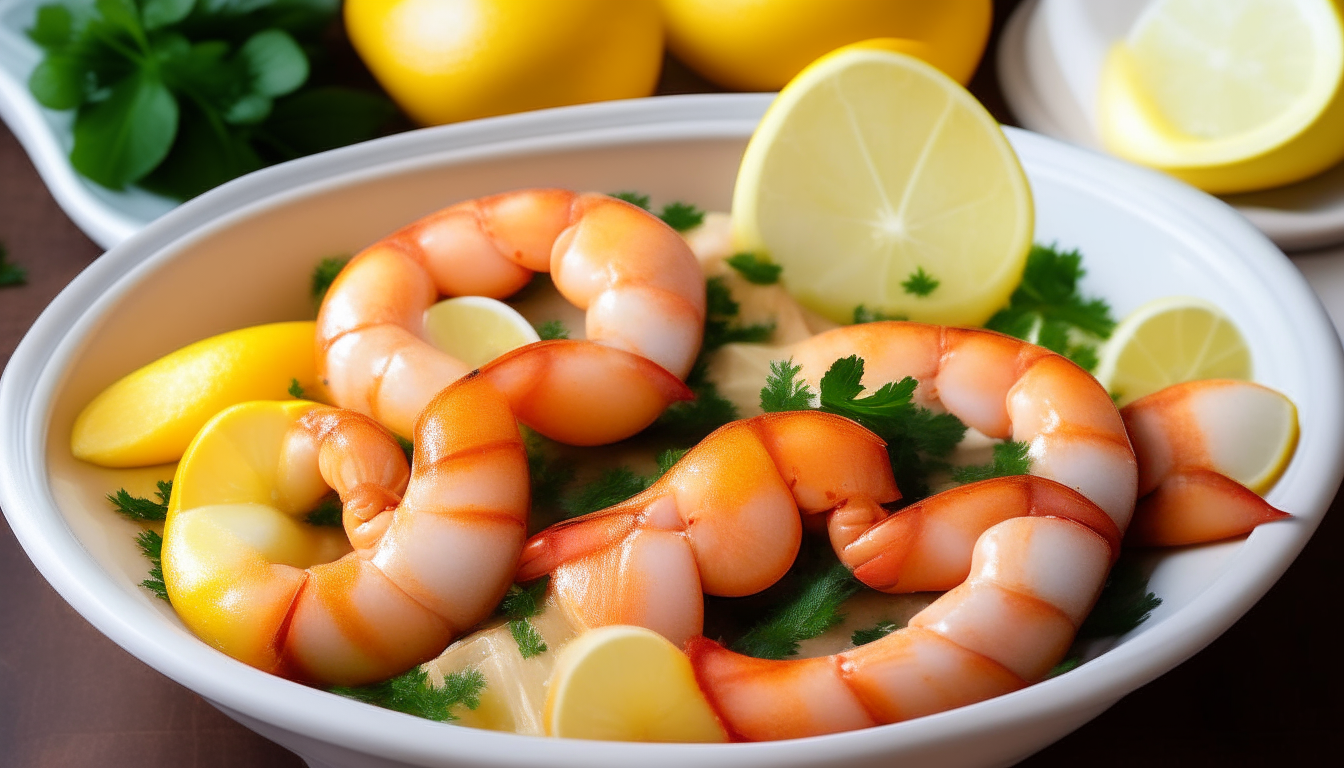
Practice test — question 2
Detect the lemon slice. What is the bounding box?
[544,626,727,742]
[731,46,1033,326]
[1098,0,1344,193]
[1095,296,1252,406]
[71,321,319,468]
[424,296,540,369]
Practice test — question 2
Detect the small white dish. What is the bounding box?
[998,0,1344,252]
[1,93,1341,768]
[0,0,188,249]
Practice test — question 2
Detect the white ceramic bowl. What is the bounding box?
[2,94,1342,768]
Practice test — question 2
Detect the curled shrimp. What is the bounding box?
[163,372,529,686]
[317,189,705,443]
[1120,379,1295,546]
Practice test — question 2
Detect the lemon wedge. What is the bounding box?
[71,322,319,468]
[544,626,727,742]
[731,46,1033,326]
[424,296,541,369]
[1095,296,1252,406]
[1098,0,1344,193]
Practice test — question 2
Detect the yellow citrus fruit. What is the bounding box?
[1098,0,1344,193]
[731,47,1033,326]
[344,0,664,126]
[424,296,540,369]
[163,401,351,667]
[71,322,319,468]
[544,626,727,742]
[658,0,991,90]
[1095,296,1253,406]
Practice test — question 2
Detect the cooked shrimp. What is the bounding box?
[516,410,901,647]
[317,189,705,442]
[520,323,1137,644]
[687,515,1116,740]
[1120,379,1295,546]
[163,373,529,686]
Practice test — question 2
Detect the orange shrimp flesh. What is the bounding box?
[316,189,705,443]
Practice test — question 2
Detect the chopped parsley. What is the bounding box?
[658,201,706,232]
[496,572,551,659]
[395,434,415,464]
[759,359,813,412]
[851,620,900,647]
[703,276,775,352]
[1077,560,1162,640]
[108,481,172,522]
[135,530,169,601]
[534,320,569,340]
[725,252,782,285]
[731,560,861,660]
[560,467,648,518]
[311,255,351,307]
[901,267,939,297]
[331,666,486,722]
[852,305,906,324]
[0,243,25,287]
[508,620,548,659]
[950,441,1032,484]
[610,191,651,209]
[303,495,343,527]
[985,243,1116,371]
[288,378,305,399]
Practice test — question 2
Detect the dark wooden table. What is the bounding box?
[2,3,1340,766]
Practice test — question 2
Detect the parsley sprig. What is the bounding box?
[731,561,861,660]
[0,243,26,287]
[311,255,351,308]
[27,0,395,199]
[950,441,1032,484]
[534,320,569,340]
[497,578,550,658]
[331,666,486,722]
[985,243,1116,371]
[1047,560,1162,677]
[901,267,939,297]
[725,252,782,285]
[108,480,172,522]
[609,191,705,231]
[135,530,169,600]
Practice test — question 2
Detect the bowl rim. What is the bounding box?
[3,93,1343,766]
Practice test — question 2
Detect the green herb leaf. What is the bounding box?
[655,447,687,477]
[0,244,26,287]
[561,467,648,518]
[237,28,307,99]
[311,255,350,306]
[610,191,650,209]
[95,0,146,44]
[27,53,88,110]
[141,0,196,31]
[288,378,305,398]
[137,98,262,200]
[658,201,704,232]
[108,481,172,522]
[258,87,395,159]
[732,561,860,660]
[331,666,486,722]
[901,267,939,297]
[395,434,415,464]
[508,619,548,658]
[950,441,1032,484]
[851,620,899,646]
[1046,655,1082,678]
[70,70,178,189]
[27,4,73,48]
[303,494,343,527]
[135,530,169,601]
[725,252,781,285]
[499,577,549,620]
[1077,560,1162,639]
[653,375,738,442]
[523,430,576,512]
[703,277,774,352]
[759,358,813,412]
[852,305,906,324]
[534,320,569,340]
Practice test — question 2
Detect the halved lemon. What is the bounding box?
[424,296,541,369]
[1098,0,1344,193]
[1095,296,1252,406]
[731,45,1033,326]
[544,626,726,742]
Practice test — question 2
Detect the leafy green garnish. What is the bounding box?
[1077,560,1162,639]
[287,378,305,399]
[331,666,486,722]
[535,320,569,340]
[851,620,899,647]
[731,561,861,660]
[852,305,906,324]
[658,201,705,232]
[985,243,1116,371]
[703,276,774,352]
[901,267,939,297]
[135,530,169,601]
[523,430,576,515]
[311,255,350,307]
[499,577,549,621]
[653,368,738,442]
[950,441,1032,484]
[303,494,343,527]
[27,0,393,199]
[395,434,414,464]
[0,243,26,287]
[108,480,172,522]
[725,252,782,285]
[655,447,687,476]
[560,467,648,518]
[759,359,813,412]
[508,619,548,659]
[610,191,650,209]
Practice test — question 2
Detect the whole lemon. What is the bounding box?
[658,0,992,90]
[345,0,664,126]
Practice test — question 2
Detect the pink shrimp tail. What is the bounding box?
[479,340,693,446]
[1126,469,1291,546]
[516,507,643,582]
